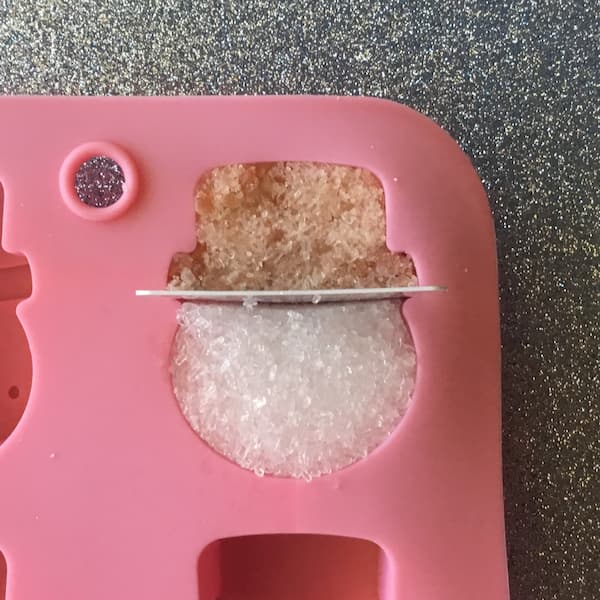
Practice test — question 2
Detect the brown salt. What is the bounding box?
[168,162,415,290]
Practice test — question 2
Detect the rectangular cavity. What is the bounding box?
[198,534,382,600]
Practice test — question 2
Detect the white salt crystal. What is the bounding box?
[171,300,416,480]
[242,296,258,308]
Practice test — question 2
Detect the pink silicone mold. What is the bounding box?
[0,96,509,600]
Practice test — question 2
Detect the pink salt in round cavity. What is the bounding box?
[171,300,416,480]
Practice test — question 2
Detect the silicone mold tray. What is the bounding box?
[0,96,509,600]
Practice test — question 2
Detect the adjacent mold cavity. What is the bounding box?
[0,186,32,445]
[198,534,383,600]
[0,551,5,600]
[169,162,417,479]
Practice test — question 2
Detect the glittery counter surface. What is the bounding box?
[0,1,597,598]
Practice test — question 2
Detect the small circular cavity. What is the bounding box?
[75,156,124,208]
[171,300,416,480]
[59,142,138,221]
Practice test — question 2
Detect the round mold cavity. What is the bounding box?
[59,142,138,221]
[171,300,416,480]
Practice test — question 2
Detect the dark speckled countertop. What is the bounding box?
[0,2,598,598]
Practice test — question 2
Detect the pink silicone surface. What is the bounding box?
[0,96,508,600]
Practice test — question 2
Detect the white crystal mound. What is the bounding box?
[171,300,416,480]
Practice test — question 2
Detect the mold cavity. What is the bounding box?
[74,156,124,208]
[0,551,6,600]
[0,187,32,445]
[169,162,415,291]
[198,534,382,600]
[168,163,416,479]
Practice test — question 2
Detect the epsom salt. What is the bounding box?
[171,300,415,480]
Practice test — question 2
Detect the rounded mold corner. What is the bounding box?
[59,141,139,221]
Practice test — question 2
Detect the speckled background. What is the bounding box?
[0,1,598,598]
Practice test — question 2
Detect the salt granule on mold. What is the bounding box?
[171,300,416,480]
